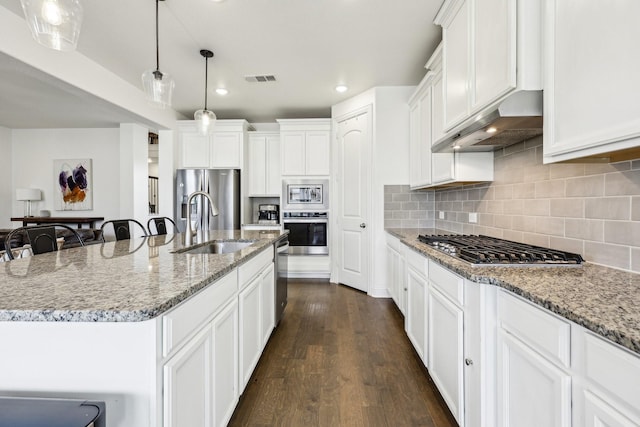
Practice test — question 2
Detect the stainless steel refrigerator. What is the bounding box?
[175,169,241,232]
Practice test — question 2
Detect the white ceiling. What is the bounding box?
[0,0,442,128]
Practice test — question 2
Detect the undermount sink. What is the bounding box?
[180,240,254,255]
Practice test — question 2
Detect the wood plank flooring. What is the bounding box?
[229,280,458,427]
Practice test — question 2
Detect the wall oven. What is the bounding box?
[282,212,328,255]
[282,179,329,211]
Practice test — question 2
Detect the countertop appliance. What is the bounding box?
[418,234,584,266]
[274,234,288,325]
[282,211,328,255]
[258,204,279,225]
[282,179,329,211]
[175,169,240,233]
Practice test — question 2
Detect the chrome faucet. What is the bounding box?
[185,191,219,247]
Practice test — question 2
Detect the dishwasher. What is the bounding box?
[0,396,106,426]
[274,234,289,326]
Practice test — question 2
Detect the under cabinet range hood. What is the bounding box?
[432,90,543,153]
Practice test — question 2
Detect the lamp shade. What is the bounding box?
[142,69,175,108]
[20,0,83,51]
[194,109,216,136]
[16,188,42,201]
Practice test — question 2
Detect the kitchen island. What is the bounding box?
[0,229,286,427]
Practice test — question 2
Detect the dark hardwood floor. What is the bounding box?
[228,279,458,427]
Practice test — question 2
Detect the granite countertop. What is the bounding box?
[0,229,286,323]
[387,228,640,355]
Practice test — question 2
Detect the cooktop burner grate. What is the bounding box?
[418,234,584,265]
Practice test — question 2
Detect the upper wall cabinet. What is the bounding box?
[542,0,640,163]
[177,120,250,169]
[409,44,494,189]
[248,132,280,197]
[277,119,331,177]
[434,0,541,134]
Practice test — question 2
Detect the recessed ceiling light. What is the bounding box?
[335,85,348,93]
[216,88,229,95]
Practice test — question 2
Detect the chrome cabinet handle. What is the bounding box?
[360,223,366,228]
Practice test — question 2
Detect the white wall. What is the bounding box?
[0,127,12,228]
[119,124,149,222]
[10,128,121,226]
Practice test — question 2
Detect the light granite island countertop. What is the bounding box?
[387,228,640,356]
[0,229,287,427]
[0,229,286,322]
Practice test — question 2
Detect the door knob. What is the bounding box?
[465,358,473,366]
[360,223,366,229]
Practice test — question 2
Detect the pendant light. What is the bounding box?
[194,49,217,136]
[20,0,83,51]
[141,0,174,108]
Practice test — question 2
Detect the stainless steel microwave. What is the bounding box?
[282,179,329,211]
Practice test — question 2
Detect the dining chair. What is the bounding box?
[100,219,148,241]
[3,224,85,260]
[147,216,179,236]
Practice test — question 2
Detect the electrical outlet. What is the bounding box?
[469,212,478,223]
[439,211,445,219]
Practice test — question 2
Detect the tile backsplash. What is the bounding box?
[384,136,640,273]
[384,185,435,229]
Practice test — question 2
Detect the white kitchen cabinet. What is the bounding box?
[163,323,213,427]
[409,43,493,189]
[212,299,239,427]
[238,275,262,391]
[277,119,331,177]
[248,132,280,196]
[435,0,541,134]
[260,263,275,347]
[405,248,428,363]
[177,120,249,169]
[429,285,464,425]
[440,0,470,131]
[238,246,274,391]
[385,234,406,315]
[409,81,433,189]
[496,290,571,427]
[543,0,640,163]
[572,326,640,427]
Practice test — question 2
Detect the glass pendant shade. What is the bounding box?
[142,69,175,109]
[20,0,83,51]
[194,109,216,136]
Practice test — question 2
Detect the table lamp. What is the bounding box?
[16,188,41,217]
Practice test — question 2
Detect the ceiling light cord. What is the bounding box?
[204,53,209,110]
[155,0,160,72]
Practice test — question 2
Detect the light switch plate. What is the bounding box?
[469,212,478,223]
[439,211,445,219]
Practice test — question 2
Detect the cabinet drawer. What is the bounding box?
[405,247,427,279]
[580,330,640,411]
[238,246,273,290]
[163,271,238,357]
[498,290,570,368]
[428,260,464,306]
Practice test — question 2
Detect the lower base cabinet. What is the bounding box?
[497,330,571,427]
[429,286,464,425]
[164,298,239,427]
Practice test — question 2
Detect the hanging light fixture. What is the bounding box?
[20,0,83,51]
[141,0,174,108]
[194,49,217,136]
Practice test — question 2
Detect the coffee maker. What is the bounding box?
[258,204,279,224]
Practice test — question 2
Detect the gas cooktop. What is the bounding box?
[418,234,584,266]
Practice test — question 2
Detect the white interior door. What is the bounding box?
[336,110,370,292]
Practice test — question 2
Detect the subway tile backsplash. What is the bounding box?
[385,136,640,273]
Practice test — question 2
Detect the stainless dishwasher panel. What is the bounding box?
[275,236,289,326]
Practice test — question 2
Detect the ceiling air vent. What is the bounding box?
[245,75,277,83]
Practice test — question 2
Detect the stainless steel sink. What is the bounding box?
[180,240,254,255]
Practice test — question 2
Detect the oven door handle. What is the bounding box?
[283,219,328,224]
